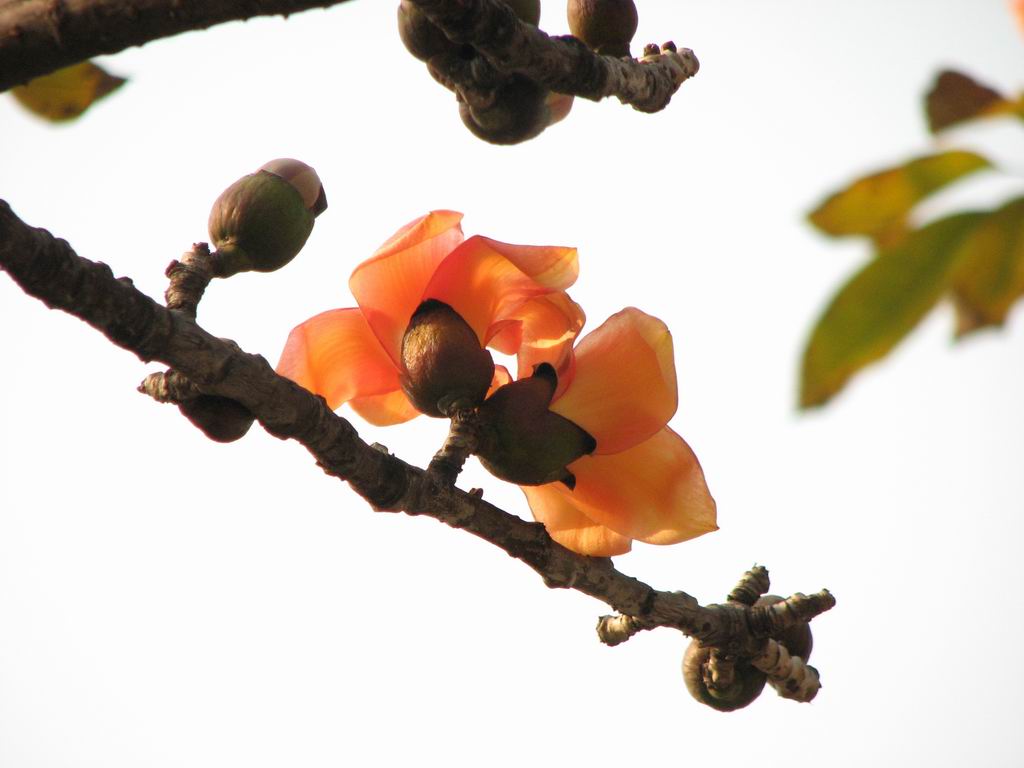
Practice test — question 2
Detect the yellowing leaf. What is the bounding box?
[925,70,1014,133]
[800,212,984,409]
[12,62,126,122]
[807,151,990,243]
[950,196,1024,338]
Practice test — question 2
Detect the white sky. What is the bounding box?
[2,1,1023,766]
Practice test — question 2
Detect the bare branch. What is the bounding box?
[410,0,698,112]
[139,368,201,403]
[0,199,834,705]
[1,0,696,118]
[0,0,354,92]
[753,640,821,703]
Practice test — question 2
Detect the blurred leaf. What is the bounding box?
[925,70,1022,133]
[801,212,985,409]
[950,196,1024,338]
[807,151,990,243]
[12,62,126,122]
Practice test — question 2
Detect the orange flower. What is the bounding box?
[277,211,584,424]
[517,308,718,557]
[278,212,714,558]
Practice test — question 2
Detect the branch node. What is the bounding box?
[752,639,821,703]
[164,242,214,318]
[428,409,479,484]
[138,368,200,403]
[727,564,770,606]
[597,613,651,646]
[750,589,836,638]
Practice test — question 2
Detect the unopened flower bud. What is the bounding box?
[208,158,327,277]
[567,0,639,58]
[398,0,539,61]
[178,395,255,443]
[397,0,457,62]
[475,363,596,487]
[459,76,550,145]
[545,92,574,126]
[682,641,767,712]
[506,0,541,25]
[400,299,495,417]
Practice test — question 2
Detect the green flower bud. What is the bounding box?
[475,363,596,487]
[567,0,639,58]
[400,299,495,417]
[208,158,327,277]
[178,395,255,443]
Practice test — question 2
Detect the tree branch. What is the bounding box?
[0,0,353,92]
[0,199,834,706]
[408,0,698,112]
[1,0,696,117]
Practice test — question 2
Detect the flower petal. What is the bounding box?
[349,390,420,426]
[488,293,585,385]
[522,485,632,557]
[558,427,717,545]
[488,364,513,396]
[349,210,464,364]
[277,308,401,410]
[422,235,579,347]
[551,307,676,455]
[511,292,585,392]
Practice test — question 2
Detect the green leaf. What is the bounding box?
[925,70,1022,133]
[950,197,1024,338]
[800,212,985,409]
[12,61,126,122]
[807,151,991,243]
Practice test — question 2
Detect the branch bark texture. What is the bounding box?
[409,0,698,112]
[0,0,353,91]
[1,0,697,115]
[0,200,834,704]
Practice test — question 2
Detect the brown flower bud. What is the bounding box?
[400,299,495,417]
[475,363,596,487]
[208,158,327,278]
[459,76,551,145]
[567,0,639,57]
[397,0,457,61]
[506,0,541,25]
[545,92,574,126]
[682,642,767,712]
[178,395,255,443]
[398,0,538,64]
